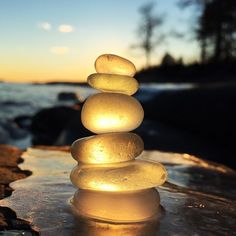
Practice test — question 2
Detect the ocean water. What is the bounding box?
[0,83,96,120]
[0,82,194,148]
[0,82,194,119]
[0,83,96,148]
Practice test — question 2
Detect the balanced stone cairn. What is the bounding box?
[70,54,167,222]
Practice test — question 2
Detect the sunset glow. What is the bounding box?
[0,0,198,83]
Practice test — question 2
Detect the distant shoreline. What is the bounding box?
[1,61,236,85]
[0,81,88,86]
[32,81,88,86]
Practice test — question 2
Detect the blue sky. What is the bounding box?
[0,0,198,82]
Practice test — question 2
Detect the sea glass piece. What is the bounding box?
[95,54,136,76]
[81,93,144,134]
[72,188,160,222]
[70,160,167,192]
[87,73,139,95]
[71,132,144,164]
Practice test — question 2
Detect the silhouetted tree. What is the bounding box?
[179,0,236,63]
[132,2,164,68]
[197,1,208,63]
[205,0,236,62]
[161,53,176,66]
[177,57,184,65]
[179,0,209,63]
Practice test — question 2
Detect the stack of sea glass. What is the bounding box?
[70,54,167,222]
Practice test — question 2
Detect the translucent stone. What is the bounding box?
[73,188,160,222]
[71,132,144,164]
[81,93,144,134]
[70,160,167,191]
[87,73,139,95]
[95,54,136,76]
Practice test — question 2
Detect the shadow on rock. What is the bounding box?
[0,145,38,234]
[31,105,92,145]
[0,207,39,235]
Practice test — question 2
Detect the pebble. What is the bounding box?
[70,160,167,192]
[95,54,136,76]
[87,73,138,95]
[71,132,144,164]
[73,188,160,222]
[81,93,144,134]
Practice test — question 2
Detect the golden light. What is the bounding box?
[81,93,144,134]
[71,132,144,164]
[70,160,167,192]
[73,189,160,222]
[70,54,167,222]
[95,54,136,77]
[87,73,139,95]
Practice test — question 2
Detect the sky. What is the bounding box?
[0,0,198,83]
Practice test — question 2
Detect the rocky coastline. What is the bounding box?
[0,144,38,234]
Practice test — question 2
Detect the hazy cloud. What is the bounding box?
[50,47,70,55]
[38,22,52,31]
[58,24,75,33]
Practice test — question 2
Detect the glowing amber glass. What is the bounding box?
[71,132,144,164]
[95,54,136,76]
[81,93,144,134]
[70,160,167,192]
[87,73,138,95]
[73,188,160,222]
[70,53,168,223]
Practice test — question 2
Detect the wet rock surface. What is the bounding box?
[0,147,235,235]
[0,207,39,235]
[57,92,78,101]
[0,144,38,235]
[30,106,80,145]
[0,144,31,199]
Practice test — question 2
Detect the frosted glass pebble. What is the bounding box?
[87,73,139,95]
[81,93,144,134]
[73,188,160,222]
[71,132,144,164]
[95,54,136,76]
[70,160,167,192]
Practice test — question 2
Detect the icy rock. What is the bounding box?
[95,54,136,76]
[71,132,144,164]
[81,93,144,134]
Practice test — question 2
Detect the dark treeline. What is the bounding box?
[131,2,164,68]
[132,1,236,168]
[134,0,236,83]
[136,61,236,83]
[180,0,236,63]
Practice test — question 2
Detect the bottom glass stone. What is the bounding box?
[72,188,160,222]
